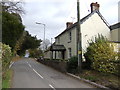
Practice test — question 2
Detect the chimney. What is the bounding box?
[66,22,73,28]
[90,2,100,13]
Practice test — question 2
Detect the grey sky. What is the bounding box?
[21,0,119,42]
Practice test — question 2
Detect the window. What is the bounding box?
[68,48,72,58]
[69,31,72,42]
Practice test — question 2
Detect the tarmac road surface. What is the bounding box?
[11,58,96,89]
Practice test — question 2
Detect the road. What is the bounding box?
[11,58,96,89]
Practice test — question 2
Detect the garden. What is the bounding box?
[67,35,120,89]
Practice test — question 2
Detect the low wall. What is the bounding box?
[38,59,67,73]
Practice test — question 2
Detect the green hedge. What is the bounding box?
[84,35,119,75]
[67,56,78,74]
[1,43,12,72]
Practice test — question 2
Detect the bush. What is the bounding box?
[84,34,119,75]
[29,48,43,58]
[1,43,12,72]
[67,56,78,73]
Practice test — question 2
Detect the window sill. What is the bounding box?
[68,41,71,43]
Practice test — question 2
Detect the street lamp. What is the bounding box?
[36,22,46,51]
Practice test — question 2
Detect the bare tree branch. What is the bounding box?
[1,0,25,15]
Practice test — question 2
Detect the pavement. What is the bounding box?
[11,58,97,89]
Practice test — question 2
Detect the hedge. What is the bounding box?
[0,43,12,73]
[84,34,119,75]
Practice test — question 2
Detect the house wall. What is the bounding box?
[44,51,51,59]
[55,27,77,59]
[54,12,110,60]
[81,13,110,53]
[110,27,120,52]
[111,28,120,42]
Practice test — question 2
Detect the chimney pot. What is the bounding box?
[66,22,73,28]
[90,2,100,13]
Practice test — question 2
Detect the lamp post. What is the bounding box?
[36,22,46,51]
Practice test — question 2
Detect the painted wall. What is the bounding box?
[110,27,120,52]
[50,12,111,60]
[81,13,110,53]
[55,27,77,59]
[111,28,120,42]
[44,50,51,59]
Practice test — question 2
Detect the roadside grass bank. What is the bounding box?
[2,56,21,88]
[12,55,21,62]
[78,70,119,90]
[2,69,13,88]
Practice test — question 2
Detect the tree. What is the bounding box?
[13,31,27,55]
[2,11,25,50]
[2,0,25,52]
[29,48,43,58]
[1,0,25,14]
[17,31,42,55]
[41,39,51,50]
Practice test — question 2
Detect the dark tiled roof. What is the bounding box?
[55,10,110,38]
[109,22,120,30]
[50,45,66,51]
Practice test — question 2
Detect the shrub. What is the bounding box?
[84,34,119,75]
[29,48,43,58]
[67,56,78,73]
[1,43,12,72]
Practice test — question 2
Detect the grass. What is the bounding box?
[78,70,120,90]
[12,55,20,61]
[2,69,13,88]
[2,56,20,89]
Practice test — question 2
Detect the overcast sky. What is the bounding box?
[21,0,119,42]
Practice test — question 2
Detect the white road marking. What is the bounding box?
[33,69,44,79]
[27,61,28,64]
[49,84,55,90]
[28,64,32,68]
[9,62,14,68]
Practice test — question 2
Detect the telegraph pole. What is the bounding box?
[77,0,82,73]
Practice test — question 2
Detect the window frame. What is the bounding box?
[68,31,72,43]
[68,48,72,58]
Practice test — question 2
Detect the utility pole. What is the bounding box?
[77,0,82,73]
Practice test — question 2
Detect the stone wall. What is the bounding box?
[38,59,67,73]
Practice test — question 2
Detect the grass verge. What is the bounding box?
[78,70,120,90]
[12,55,20,62]
[2,69,13,88]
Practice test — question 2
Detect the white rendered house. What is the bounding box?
[44,2,113,60]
